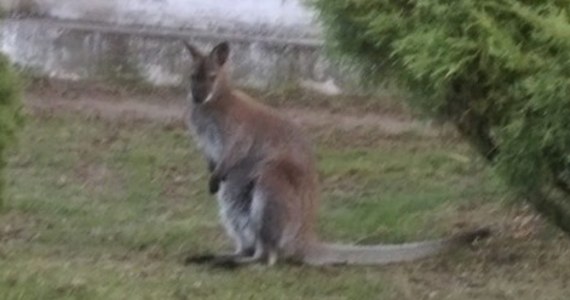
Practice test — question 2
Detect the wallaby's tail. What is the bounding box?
[302,228,490,266]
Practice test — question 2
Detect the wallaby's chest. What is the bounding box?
[187,106,223,162]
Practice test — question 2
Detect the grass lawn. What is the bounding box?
[1,88,569,299]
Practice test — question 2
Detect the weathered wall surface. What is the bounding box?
[4,0,320,38]
[1,19,338,90]
[0,1,353,94]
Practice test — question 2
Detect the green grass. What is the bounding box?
[1,111,568,300]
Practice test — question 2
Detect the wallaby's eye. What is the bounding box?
[208,73,217,80]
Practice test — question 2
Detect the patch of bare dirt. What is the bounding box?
[0,211,48,243]
[74,163,116,191]
[24,81,441,137]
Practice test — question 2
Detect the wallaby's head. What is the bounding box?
[183,41,230,104]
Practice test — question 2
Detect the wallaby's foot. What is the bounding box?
[185,253,250,270]
[186,250,273,269]
[209,256,243,270]
[184,253,218,265]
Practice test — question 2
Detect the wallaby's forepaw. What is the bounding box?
[208,175,221,194]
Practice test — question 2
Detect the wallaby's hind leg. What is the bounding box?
[185,178,257,267]
[206,179,285,269]
[203,193,272,268]
[219,179,258,250]
[187,163,291,269]
[212,168,291,268]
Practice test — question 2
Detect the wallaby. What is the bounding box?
[182,41,490,268]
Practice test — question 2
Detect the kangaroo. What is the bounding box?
[182,41,490,268]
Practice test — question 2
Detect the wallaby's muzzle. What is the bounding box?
[191,85,209,104]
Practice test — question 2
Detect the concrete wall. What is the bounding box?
[4,0,320,38]
[0,1,353,94]
[1,18,340,90]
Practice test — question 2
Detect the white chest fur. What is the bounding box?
[187,106,223,163]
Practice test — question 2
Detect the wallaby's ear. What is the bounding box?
[209,41,230,66]
[183,41,202,60]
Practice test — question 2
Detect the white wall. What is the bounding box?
[27,0,319,37]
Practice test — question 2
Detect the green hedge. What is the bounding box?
[0,53,23,208]
[313,0,570,232]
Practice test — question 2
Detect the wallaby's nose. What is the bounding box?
[191,88,206,104]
